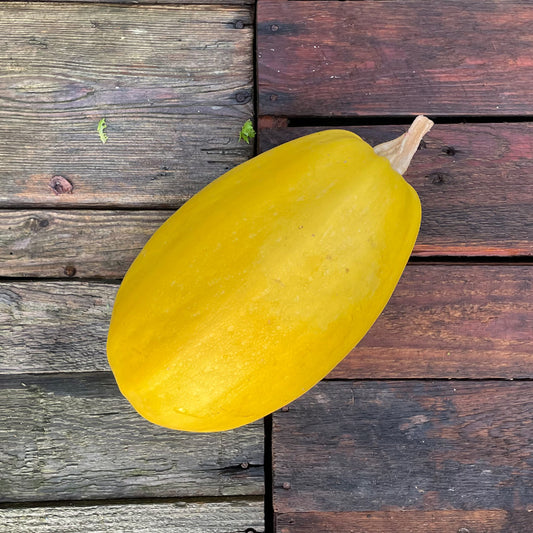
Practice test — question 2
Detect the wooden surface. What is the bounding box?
[2,0,532,531]
[273,382,533,529]
[1,500,264,533]
[258,1,532,531]
[257,0,533,117]
[0,210,171,278]
[276,511,533,533]
[2,266,530,378]
[273,381,533,512]
[260,123,533,257]
[0,2,253,208]
[0,1,262,531]
[0,373,263,502]
[334,264,532,379]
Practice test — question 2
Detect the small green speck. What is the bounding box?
[239,119,256,144]
[97,118,108,144]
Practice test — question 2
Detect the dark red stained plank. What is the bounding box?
[273,381,533,514]
[331,264,532,379]
[257,0,533,117]
[276,510,533,533]
[259,122,533,257]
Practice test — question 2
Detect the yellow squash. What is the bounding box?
[107,116,433,432]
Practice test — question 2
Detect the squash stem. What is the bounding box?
[374,115,434,175]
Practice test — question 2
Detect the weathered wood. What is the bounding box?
[3,123,531,279]
[333,264,532,379]
[0,372,263,502]
[1,264,531,378]
[273,381,533,514]
[276,510,533,533]
[0,281,115,373]
[37,0,253,4]
[259,122,533,257]
[0,210,171,278]
[1,500,263,533]
[257,0,533,117]
[0,3,253,208]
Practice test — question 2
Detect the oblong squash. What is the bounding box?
[107,116,433,432]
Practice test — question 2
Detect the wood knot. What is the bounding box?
[442,146,457,156]
[235,90,251,104]
[64,265,77,277]
[49,176,73,195]
[428,172,451,185]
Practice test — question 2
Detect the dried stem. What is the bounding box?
[374,115,434,175]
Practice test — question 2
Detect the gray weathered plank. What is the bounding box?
[0,281,115,373]
[0,3,253,208]
[273,381,533,514]
[37,0,253,4]
[259,122,533,257]
[0,372,264,502]
[1,264,531,378]
[0,210,171,278]
[0,500,264,533]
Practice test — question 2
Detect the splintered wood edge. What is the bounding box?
[374,115,434,175]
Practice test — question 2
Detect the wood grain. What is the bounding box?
[257,0,533,117]
[0,281,115,374]
[2,122,531,279]
[1,500,263,533]
[276,510,533,533]
[333,264,532,379]
[259,122,533,257]
[0,372,264,502]
[0,3,253,208]
[1,264,531,378]
[0,210,171,278]
[34,0,253,4]
[273,381,533,513]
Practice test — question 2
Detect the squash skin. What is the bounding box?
[107,130,421,432]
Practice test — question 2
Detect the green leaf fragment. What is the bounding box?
[97,118,108,144]
[239,119,256,144]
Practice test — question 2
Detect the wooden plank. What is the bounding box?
[273,381,533,513]
[1,500,263,533]
[0,210,171,278]
[332,264,532,379]
[36,0,253,4]
[3,123,531,278]
[0,3,253,208]
[0,281,115,374]
[257,0,533,117]
[276,510,533,533]
[259,122,533,257]
[0,372,263,502]
[1,264,531,378]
